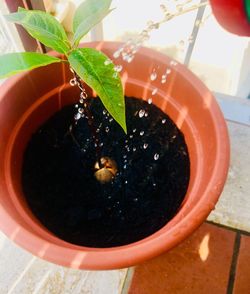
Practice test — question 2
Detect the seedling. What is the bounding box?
[0,0,127,134]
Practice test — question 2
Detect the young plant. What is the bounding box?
[0,0,127,133]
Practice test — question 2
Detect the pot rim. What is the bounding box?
[0,42,230,269]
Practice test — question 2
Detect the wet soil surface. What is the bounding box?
[22,97,190,247]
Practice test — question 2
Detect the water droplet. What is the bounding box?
[139,109,145,118]
[133,198,138,202]
[140,131,144,136]
[148,98,152,104]
[75,104,79,108]
[99,142,104,147]
[108,196,112,199]
[152,88,158,95]
[125,180,128,184]
[78,108,83,114]
[74,113,81,120]
[79,98,84,104]
[127,55,134,63]
[170,60,178,66]
[96,128,100,133]
[109,118,113,123]
[143,143,148,149]
[166,68,171,74]
[103,110,107,115]
[105,127,110,133]
[70,78,76,86]
[114,65,123,72]
[153,183,156,187]
[123,155,127,159]
[94,143,98,147]
[104,59,112,65]
[162,118,166,124]
[150,70,157,81]
[80,92,87,99]
[145,112,148,117]
[123,164,127,169]
[154,153,159,160]
[133,128,137,133]
[129,135,133,139]
[133,147,137,152]
[161,75,167,84]
[113,48,123,59]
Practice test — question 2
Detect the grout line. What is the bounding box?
[227,232,241,294]
[205,220,250,236]
[120,267,135,294]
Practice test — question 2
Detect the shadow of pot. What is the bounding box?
[0,42,229,270]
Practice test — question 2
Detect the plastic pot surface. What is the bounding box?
[0,42,230,269]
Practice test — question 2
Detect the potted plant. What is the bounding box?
[0,0,229,269]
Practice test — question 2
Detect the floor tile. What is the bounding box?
[128,223,235,294]
[208,121,250,232]
[233,235,250,294]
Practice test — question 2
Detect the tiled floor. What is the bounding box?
[127,223,250,294]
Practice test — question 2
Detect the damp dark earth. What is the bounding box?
[22,97,190,247]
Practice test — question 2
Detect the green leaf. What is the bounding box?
[0,52,62,79]
[5,10,70,54]
[73,0,112,45]
[73,9,113,46]
[68,48,127,133]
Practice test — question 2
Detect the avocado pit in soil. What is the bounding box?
[22,97,190,247]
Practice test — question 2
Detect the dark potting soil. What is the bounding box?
[22,97,190,248]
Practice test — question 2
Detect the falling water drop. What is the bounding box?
[162,118,166,124]
[154,153,159,160]
[143,143,148,149]
[105,127,110,133]
[170,60,178,66]
[166,68,172,74]
[129,134,133,139]
[140,131,144,136]
[161,75,167,84]
[74,113,81,120]
[75,104,79,108]
[70,78,77,86]
[78,108,84,114]
[133,147,137,152]
[150,70,157,81]
[113,49,122,59]
[148,98,152,104]
[152,88,158,95]
[133,128,137,133]
[104,59,112,65]
[114,65,123,72]
[139,109,145,118]
[103,110,107,115]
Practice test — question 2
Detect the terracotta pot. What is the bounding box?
[210,0,250,36]
[0,42,229,270]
